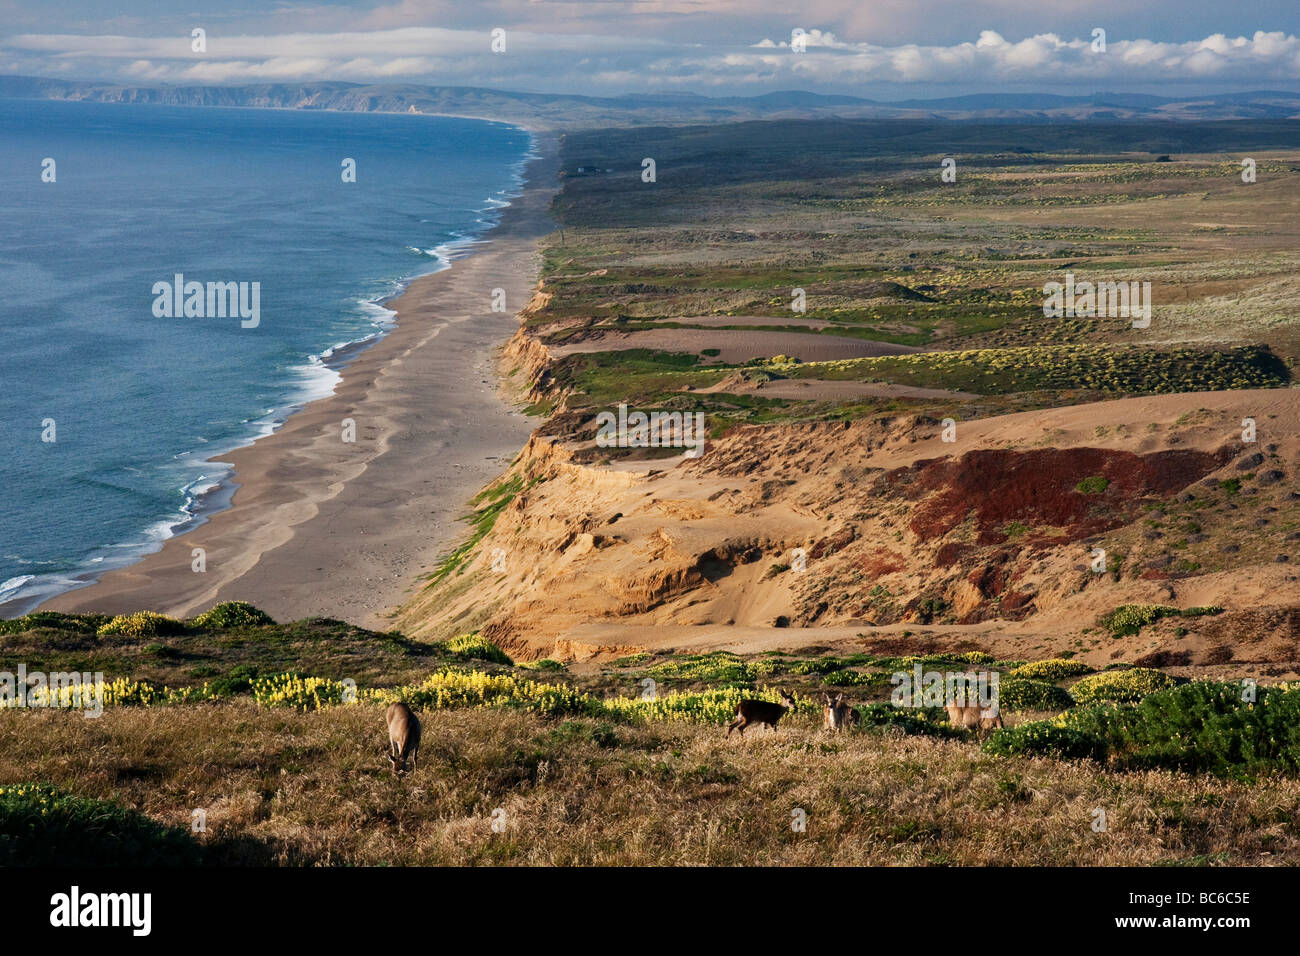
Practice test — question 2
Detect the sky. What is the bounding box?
[1,0,1298,99]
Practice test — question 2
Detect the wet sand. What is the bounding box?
[39,134,559,629]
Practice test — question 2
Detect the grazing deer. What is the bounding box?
[823,692,860,732]
[385,702,421,777]
[727,690,797,737]
[944,703,1003,734]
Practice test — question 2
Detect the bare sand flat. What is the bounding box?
[647,315,925,336]
[698,377,978,401]
[649,315,836,329]
[41,135,560,628]
[551,328,918,363]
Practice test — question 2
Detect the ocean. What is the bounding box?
[0,98,532,615]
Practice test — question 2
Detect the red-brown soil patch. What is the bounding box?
[859,549,907,576]
[892,447,1232,544]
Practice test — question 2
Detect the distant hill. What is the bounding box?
[1,75,1297,128]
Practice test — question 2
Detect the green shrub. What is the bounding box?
[792,343,1289,395]
[823,669,870,686]
[611,653,651,668]
[0,611,109,635]
[1075,476,1110,494]
[441,633,513,666]
[1010,658,1092,681]
[602,686,814,725]
[380,669,590,718]
[0,783,204,866]
[1059,682,1300,776]
[983,723,1108,762]
[789,658,844,675]
[998,678,1074,712]
[378,676,817,726]
[1070,668,1178,705]
[868,652,1010,672]
[1181,606,1224,618]
[1098,604,1178,636]
[193,601,275,629]
[856,703,959,738]
[16,674,257,709]
[204,664,260,698]
[517,658,565,671]
[647,652,754,684]
[253,673,354,710]
[17,676,169,708]
[96,611,187,639]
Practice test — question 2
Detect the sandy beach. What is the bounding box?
[38,132,558,629]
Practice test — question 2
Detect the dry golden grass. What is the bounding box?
[4,703,1298,865]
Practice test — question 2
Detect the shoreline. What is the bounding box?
[29,132,559,628]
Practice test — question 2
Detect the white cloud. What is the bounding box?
[1,26,1297,92]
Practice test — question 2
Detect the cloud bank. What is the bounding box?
[2,25,1297,94]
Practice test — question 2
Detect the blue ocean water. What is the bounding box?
[0,99,532,614]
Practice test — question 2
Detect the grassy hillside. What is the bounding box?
[516,120,1300,455]
[4,610,1300,865]
[9,703,1300,866]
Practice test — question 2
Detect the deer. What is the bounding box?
[727,690,797,737]
[385,702,421,777]
[823,692,860,732]
[944,703,1003,734]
